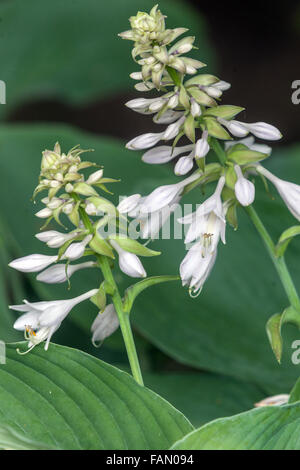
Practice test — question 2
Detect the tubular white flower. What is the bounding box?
[194,132,210,159]
[190,99,201,117]
[178,176,226,245]
[91,304,120,345]
[241,122,282,141]
[36,261,95,284]
[126,132,164,150]
[234,165,255,206]
[153,110,183,124]
[218,118,249,138]
[35,208,52,218]
[9,254,58,273]
[117,194,141,214]
[142,144,193,164]
[64,234,93,260]
[11,289,98,351]
[35,230,61,243]
[86,169,104,185]
[257,165,300,221]
[140,173,199,214]
[47,231,80,248]
[213,80,231,91]
[202,85,222,99]
[162,116,185,140]
[180,242,217,294]
[174,155,194,175]
[110,240,146,278]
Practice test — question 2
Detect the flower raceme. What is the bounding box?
[118,4,300,297]
[8,142,166,353]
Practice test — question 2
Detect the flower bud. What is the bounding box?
[234,165,255,206]
[194,132,210,159]
[86,169,104,185]
[118,194,141,214]
[126,132,164,150]
[9,254,58,273]
[242,122,282,141]
[64,234,93,260]
[218,118,249,138]
[110,240,146,278]
[35,208,52,218]
[91,304,120,345]
[174,156,194,175]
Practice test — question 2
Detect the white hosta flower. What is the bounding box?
[257,165,300,221]
[202,85,222,99]
[62,203,74,215]
[126,132,164,150]
[86,169,104,185]
[142,144,193,164]
[91,304,120,346]
[140,173,199,214]
[11,289,98,351]
[180,243,217,295]
[234,165,255,206]
[194,132,209,159]
[190,99,201,117]
[110,240,146,278]
[118,194,141,214]
[139,197,180,239]
[218,118,249,138]
[47,198,63,210]
[167,94,179,109]
[85,202,98,215]
[35,207,52,218]
[36,230,80,249]
[64,234,93,260]
[174,155,194,175]
[225,136,272,155]
[241,122,282,141]
[162,116,185,140]
[9,254,58,273]
[213,80,231,91]
[179,176,226,245]
[153,110,183,124]
[37,261,95,284]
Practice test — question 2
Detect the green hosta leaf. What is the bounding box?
[276,225,300,257]
[266,306,300,363]
[185,74,219,87]
[171,402,300,450]
[0,425,54,450]
[0,343,193,450]
[109,235,161,257]
[203,117,231,140]
[204,105,245,119]
[289,377,300,403]
[228,149,268,165]
[123,275,179,313]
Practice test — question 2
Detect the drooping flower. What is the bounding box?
[257,165,300,221]
[91,304,120,346]
[109,240,146,278]
[11,289,98,351]
[37,261,95,284]
[9,254,58,273]
[63,234,93,260]
[234,165,255,206]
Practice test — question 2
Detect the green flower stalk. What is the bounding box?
[8,142,178,385]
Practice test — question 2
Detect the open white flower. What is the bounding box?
[142,144,193,165]
[234,165,255,206]
[37,261,95,284]
[11,289,98,351]
[91,304,120,346]
[110,240,146,278]
[180,243,217,295]
[9,254,58,273]
[257,165,300,221]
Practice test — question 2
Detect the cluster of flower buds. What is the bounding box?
[120,5,300,296]
[119,5,205,89]
[9,143,163,351]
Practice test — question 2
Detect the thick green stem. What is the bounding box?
[74,194,144,385]
[97,255,144,386]
[245,205,300,311]
[210,137,227,165]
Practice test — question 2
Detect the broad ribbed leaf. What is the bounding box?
[0,343,192,450]
[171,401,300,450]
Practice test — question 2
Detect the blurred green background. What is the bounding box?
[0,0,300,427]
